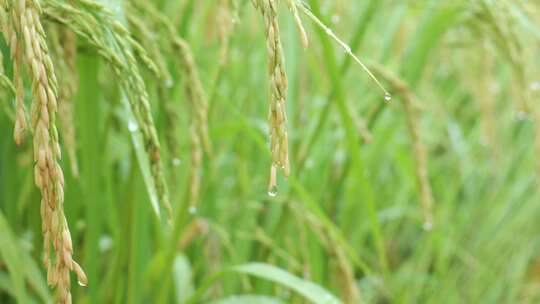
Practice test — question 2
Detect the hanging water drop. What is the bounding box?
[128,121,138,132]
[172,158,181,166]
[268,185,278,197]
[268,164,278,197]
[384,93,392,102]
[188,206,198,215]
[422,221,433,231]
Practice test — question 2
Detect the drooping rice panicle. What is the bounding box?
[369,63,435,230]
[253,0,291,193]
[129,0,212,213]
[126,10,173,87]
[1,1,28,145]
[5,1,87,302]
[43,0,173,220]
[49,26,80,177]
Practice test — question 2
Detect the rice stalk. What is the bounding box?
[369,63,435,230]
[173,37,211,213]
[3,1,87,302]
[158,85,181,175]
[173,38,212,156]
[130,0,212,212]
[334,245,361,304]
[286,0,308,49]
[126,9,180,175]
[289,200,361,302]
[294,0,390,99]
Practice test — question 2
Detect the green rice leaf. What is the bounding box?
[208,295,285,304]
[232,263,341,304]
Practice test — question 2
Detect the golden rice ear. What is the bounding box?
[128,0,212,215]
[254,0,290,193]
[49,0,173,221]
[6,1,86,302]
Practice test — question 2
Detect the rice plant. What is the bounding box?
[1,0,540,303]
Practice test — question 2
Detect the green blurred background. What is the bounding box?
[1,0,540,303]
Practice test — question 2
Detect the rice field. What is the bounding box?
[1,0,540,303]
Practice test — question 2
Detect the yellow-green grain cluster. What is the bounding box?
[129,0,212,212]
[1,1,27,145]
[43,0,173,220]
[253,0,291,191]
[371,63,434,229]
[2,1,87,302]
[49,26,79,177]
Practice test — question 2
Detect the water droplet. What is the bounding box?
[479,136,489,147]
[172,158,181,166]
[164,79,173,88]
[188,206,198,215]
[268,185,278,197]
[343,45,351,53]
[323,293,337,303]
[530,81,540,91]
[77,280,87,287]
[99,235,113,252]
[325,28,333,35]
[384,93,392,102]
[489,83,500,93]
[422,221,433,231]
[516,111,528,121]
[334,149,346,163]
[128,121,138,132]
